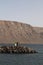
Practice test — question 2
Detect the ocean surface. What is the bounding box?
[0,44,43,65]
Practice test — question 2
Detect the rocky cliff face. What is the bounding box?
[0,20,43,44]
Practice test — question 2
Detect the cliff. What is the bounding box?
[0,20,43,44]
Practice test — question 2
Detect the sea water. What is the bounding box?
[0,44,43,65]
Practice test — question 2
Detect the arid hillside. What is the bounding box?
[33,27,43,33]
[0,20,43,44]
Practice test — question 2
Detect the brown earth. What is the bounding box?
[0,20,43,44]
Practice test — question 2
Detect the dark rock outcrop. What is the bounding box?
[0,46,37,54]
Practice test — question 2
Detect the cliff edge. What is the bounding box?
[0,20,43,44]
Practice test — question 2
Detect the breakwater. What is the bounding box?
[0,45,38,54]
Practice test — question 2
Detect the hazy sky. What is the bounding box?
[0,0,43,27]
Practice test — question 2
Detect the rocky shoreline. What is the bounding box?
[0,46,38,54]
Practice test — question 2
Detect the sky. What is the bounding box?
[0,0,43,27]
